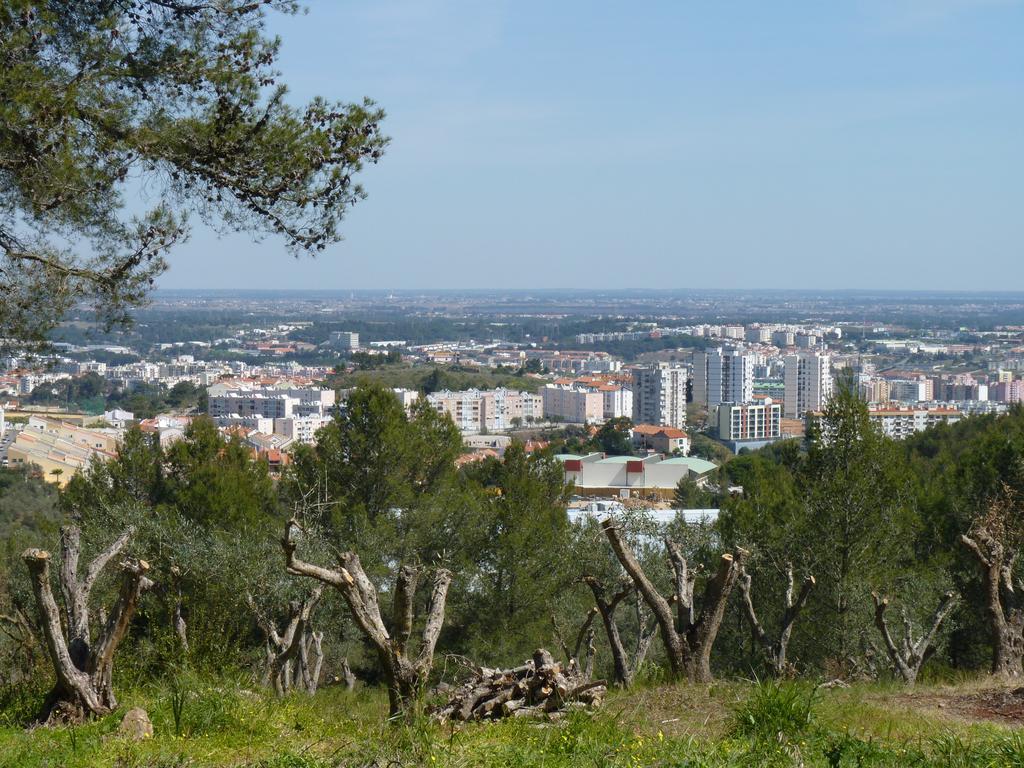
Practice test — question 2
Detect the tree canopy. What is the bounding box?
[1,1,386,346]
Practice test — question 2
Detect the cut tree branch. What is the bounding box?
[872,591,957,685]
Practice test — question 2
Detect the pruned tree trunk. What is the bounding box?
[248,586,323,696]
[551,607,597,682]
[282,519,452,718]
[339,657,357,690]
[633,588,657,672]
[22,525,152,723]
[961,528,1024,677]
[169,565,189,653]
[737,562,815,676]
[602,518,740,683]
[872,590,957,685]
[582,577,631,687]
[299,627,325,694]
[581,576,656,687]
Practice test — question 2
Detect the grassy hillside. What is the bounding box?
[3,675,1024,767]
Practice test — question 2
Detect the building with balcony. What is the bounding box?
[692,349,755,409]
[716,398,782,450]
[632,363,687,429]
[784,352,833,418]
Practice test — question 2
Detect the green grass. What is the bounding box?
[2,677,1023,767]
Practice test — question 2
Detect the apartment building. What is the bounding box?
[392,388,421,410]
[929,374,987,402]
[428,390,483,432]
[480,388,543,431]
[23,415,118,452]
[867,407,963,439]
[888,378,932,403]
[990,379,1024,403]
[632,363,687,429]
[273,415,333,444]
[208,391,298,419]
[691,349,755,408]
[542,377,633,424]
[538,351,620,374]
[784,352,833,418]
[7,417,118,486]
[771,330,795,348]
[207,384,335,420]
[598,383,633,420]
[329,331,360,351]
[859,377,890,404]
[808,406,962,441]
[427,389,543,433]
[542,385,604,424]
[716,398,782,450]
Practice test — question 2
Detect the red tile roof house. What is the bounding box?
[631,424,691,455]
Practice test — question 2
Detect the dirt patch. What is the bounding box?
[889,685,1024,726]
[951,686,1024,725]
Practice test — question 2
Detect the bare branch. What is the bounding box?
[874,590,957,685]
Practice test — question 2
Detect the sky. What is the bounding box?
[158,0,1024,291]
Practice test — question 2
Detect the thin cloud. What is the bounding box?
[865,0,1021,32]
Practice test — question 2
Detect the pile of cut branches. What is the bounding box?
[432,649,606,722]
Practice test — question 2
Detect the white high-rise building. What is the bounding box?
[691,349,755,408]
[784,352,833,418]
[330,331,360,351]
[631,363,687,429]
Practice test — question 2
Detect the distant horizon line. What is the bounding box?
[151,287,1024,297]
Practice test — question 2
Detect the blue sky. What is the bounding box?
[159,0,1024,291]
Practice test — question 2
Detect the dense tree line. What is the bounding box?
[28,377,205,419]
[573,334,712,360]
[325,364,542,395]
[1,384,1023,723]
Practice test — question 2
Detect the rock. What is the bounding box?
[119,707,153,740]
